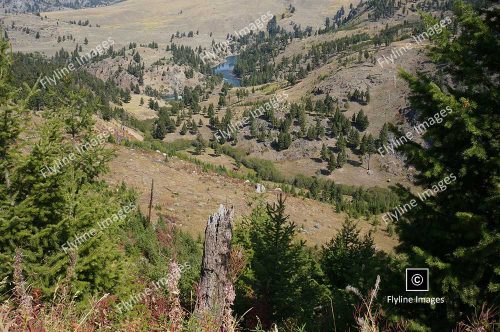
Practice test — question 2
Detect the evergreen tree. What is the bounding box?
[189,119,198,134]
[218,94,226,108]
[152,119,165,140]
[235,196,329,328]
[0,41,132,300]
[315,119,325,139]
[336,134,347,150]
[122,89,131,103]
[336,147,347,168]
[193,133,206,154]
[331,122,340,138]
[59,84,95,139]
[320,219,381,330]
[165,116,176,133]
[207,103,215,119]
[327,153,336,173]
[320,143,330,161]
[359,134,376,170]
[348,127,360,149]
[250,118,258,138]
[276,131,292,151]
[395,4,500,327]
[133,50,141,63]
[211,138,221,156]
[306,126,316,140]
[180,122,188,135]
[355,109,369,131]
[321,219,377,290]
[378,122,388,147]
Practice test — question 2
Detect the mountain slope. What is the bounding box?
[1,0,124,13]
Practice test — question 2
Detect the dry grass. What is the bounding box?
[115,94,159,121]
[103,145,399,251]
[2,0,354,55]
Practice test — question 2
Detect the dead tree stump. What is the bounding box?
[195,204,234,320]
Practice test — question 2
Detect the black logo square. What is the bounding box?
[406,268,429,291]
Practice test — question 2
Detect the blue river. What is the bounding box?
[213,55,241,87]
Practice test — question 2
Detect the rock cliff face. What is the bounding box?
[1,0,123,13]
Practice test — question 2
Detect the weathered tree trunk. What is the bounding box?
[148,179,154,224]
[195,204,233,320]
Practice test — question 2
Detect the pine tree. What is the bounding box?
[359,134,376,170]
[327,153,336,173]
[235,196,329,327]
[218,94,226,108]
[152,119,166,140]
[0,41,132,300]
[122,89,131,103]
[190,119,198,134]
[315,120,325,139]
[336,147,347,168]
[331,122,340,138]
[378,122,388,147]
[212,137,221,156]
[395,4,500,327]
[348,127,360,149]
[276,131,292,151]
[250,118,258,138]
[320,143,330,161]
[58,80,95,139]
[193,133,206,154]
[133,50,141,63]
[207,103,215,119]
[355,109,369,131]
[336,134,347,150]
[180,122,188,135]
[165,116,176,133]
[305,97,313,113]
[306,126,316,140]
[321,219,377,290]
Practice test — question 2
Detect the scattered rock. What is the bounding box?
[255,183,266,193]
